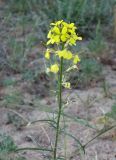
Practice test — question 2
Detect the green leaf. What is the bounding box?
[15,147,53,152]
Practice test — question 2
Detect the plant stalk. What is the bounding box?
[53,57,63,160]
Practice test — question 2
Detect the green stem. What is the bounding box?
[53,57,63,160]
[63,114,67,160]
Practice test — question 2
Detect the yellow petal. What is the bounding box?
[64,50,73,60]
[62,22,68,27]
[50,64,59,73]
[45,49,50,59]
[53,26,60,34]
[58,49,73,60]
[73,34,78,40]
[69,38,76,45]
[51,38,55,44]
[53,35,60,43]
[57,50,64,58]
[50,20,63,26]
[68,23,74,28]
[47,30,52,38]
[62,27,67,34]
[67,51,73,59]
[73,55,80,64]
[46,40,51,45]
[56,20,63,25]
[61,35,67,42]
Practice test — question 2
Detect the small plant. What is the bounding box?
[0,134,27,160]
[0,134,17,153]
[88,20,106,56]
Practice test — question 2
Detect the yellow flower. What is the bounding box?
[45,49,50,59]
[45,20,81,69]
[63,82,71,89]
[64,50,73,59]
[57,49,73,60]
[49,64,59,73]
[73,55,80,64]
[47,20,82,46]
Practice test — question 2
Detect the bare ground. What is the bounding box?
[0,66,116,160]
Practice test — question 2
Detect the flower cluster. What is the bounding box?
[45,20,82,88]
[47,20,82,46]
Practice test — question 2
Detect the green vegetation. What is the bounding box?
[8,0,115,37]
[88,21,106,55]
[0,134,26,160]
[0,134,16,153]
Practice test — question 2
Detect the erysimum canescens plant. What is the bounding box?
[45,20,82,160]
